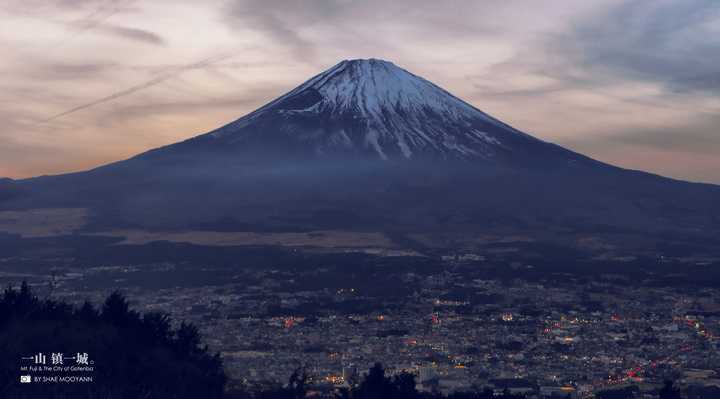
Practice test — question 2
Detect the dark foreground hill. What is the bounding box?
[0,283,225,399]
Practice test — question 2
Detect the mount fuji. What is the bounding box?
[139,58,592,167]
[1,59,719,242]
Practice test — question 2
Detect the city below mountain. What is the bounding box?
[7,0,720,395]
[0,59,719,253]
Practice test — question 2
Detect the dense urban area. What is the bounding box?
[10,247,716,399]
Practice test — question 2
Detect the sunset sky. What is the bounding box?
[1,0,719,183]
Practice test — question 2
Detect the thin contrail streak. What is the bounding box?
[41,54,234,123]
[54,0,136,48]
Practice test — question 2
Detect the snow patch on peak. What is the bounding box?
[208,58,544,161]
[304,59,485,120]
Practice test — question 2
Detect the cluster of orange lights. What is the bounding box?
[325,375,344,384]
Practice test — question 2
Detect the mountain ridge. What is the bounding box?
[130,58,598,168]
[1,59,718,241]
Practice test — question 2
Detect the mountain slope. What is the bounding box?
[204,58,535,160]
[2,59,719,240]
[137,59,597,169]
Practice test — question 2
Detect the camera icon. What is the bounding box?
[20,375,32,383]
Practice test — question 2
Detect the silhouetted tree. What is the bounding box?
[659,380,682,399]
[0,282,225,399]
[687,385,720,399]
[596,385,638,399]
[101,290,136,326]
[226,363,530,399]
[288,367,308,399]
[392,372,419,399]
[355,363,394,399]
[347,363,503,399]
[256,367,308,399]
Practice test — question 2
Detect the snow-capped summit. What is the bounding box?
[172,58,568,163]
[271,58,487,123]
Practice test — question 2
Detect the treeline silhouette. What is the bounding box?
[0,282,225,399]
[227,363,528,399]
[594,380,688,399]
[231,370,699,399]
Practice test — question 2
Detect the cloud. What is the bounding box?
[92,24,166,46]
[53,0,138,46]
[40,53,236,122]
[455,0,720,183]
[467,0,720,102]
[549,0,720,95]
[222,0,335,61]
[50,0,161,46]
[21,62,115,81]
[560,113,720,156]
[99,88,284,123]
[220,0,524,64]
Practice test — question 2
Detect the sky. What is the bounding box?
[1,0,719,184]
